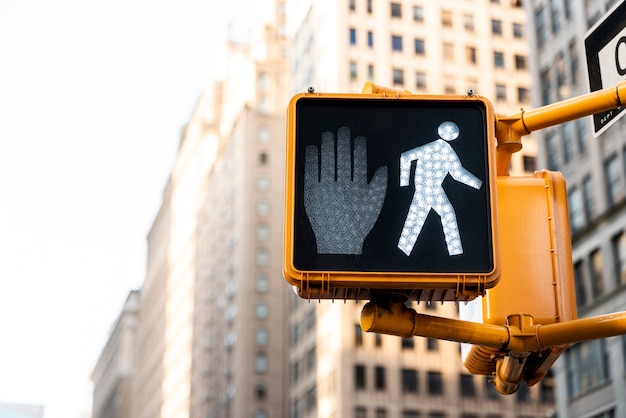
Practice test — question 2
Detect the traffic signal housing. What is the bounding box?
[461,171,577,393]
[284,92,500,302]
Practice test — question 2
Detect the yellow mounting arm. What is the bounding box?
[495,80,626,175]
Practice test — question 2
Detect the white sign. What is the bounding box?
[585,0,626,136]
[598,27,626,89]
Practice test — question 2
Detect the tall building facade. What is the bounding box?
[127,3,290,418]
[285,1,553,417]
[0,404,44,418]
[92,290,139,418]
[524,0,626,417]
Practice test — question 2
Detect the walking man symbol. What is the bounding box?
[397,121,482,256]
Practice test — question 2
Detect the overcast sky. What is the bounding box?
[0,1,260,417]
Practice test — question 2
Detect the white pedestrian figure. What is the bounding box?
[397,121,482,256]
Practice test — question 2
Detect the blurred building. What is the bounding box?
[0,404,43,418]
[125,2,290,418]
[92,290,139,418]
[524,0,626,416]
[285,1,552,417]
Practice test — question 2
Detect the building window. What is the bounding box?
[258,97,268,114]
[258,126,270,143]
[391,2,401,17]
[256,273,268,292]
[258,73,268,90]
[254,410,267,418]
[413,6,423,21]
[256,301,269,319]
[441,10,453,27]
[516,382,530,402]
[494,51,505,68]
[428,371,443,395]
[460,374,475,397]
[401,368,418,393]
[569,39,580,86]
[414,38,425,55]
[256,248,269,266]
[256,328,268,346]
[392,35,403,52]
[589,249,605,298]
[368,64,374,81]
[403,411,420,418]
[484,377,500,399]
[392,68,404,85]
[518,87,529,103]
[350,61,357,81]
[540,370,555,403]
[443,42,454,61]
[466,46,477,64]
[305,385,316,413]
[546,131,560,170]
[576,117,587,154]
[549,0,560,34]
[415,72,426,90]
[375,408,387,418]
[566,340,610,398]
[491,19,502,35]
[574,260,587,308]
[582,175,595,221]
[612,232,626,286]
[427,338,439,351]
[349,0,355,11]
[523,155,536,172]
[535,6,546,49]
[513,22,524,38]
[367,31,373,48]
[401,337,414,349]
[355,364,366,390]
[255,381,267,400]
[464,14,474,31]
[514,55,527,70]
[375,333,382,347]
[623,335,626,372]
[306,346,316,371]
[568,187,584,234]
[257,199,269,216]
[562,122,575,163]
[259,152,268,165]
[255,352,268,373]
[606,155,625,206]
[257,175,269,191]
[496,84,507,101]
[540,67,552,105]
[257,223,269,241]
[375,366,386,391]
[355,324,363,347]
[556,52,567,100]
[350,28,357,45]
[355,407,367,418]
[367,0,372,13]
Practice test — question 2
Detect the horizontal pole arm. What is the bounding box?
[495,80,626,175]
[536,311,626,349]
[360,299,511,349]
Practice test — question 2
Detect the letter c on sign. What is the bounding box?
[616,36,626,76]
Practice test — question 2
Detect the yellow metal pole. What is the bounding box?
[536,311,626,349]
[360,299,511,348]
[495,80,626,175]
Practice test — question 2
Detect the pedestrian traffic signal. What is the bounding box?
[283,92,500,302]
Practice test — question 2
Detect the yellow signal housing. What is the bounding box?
[283,91,501,302]
[463,170,577,386]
